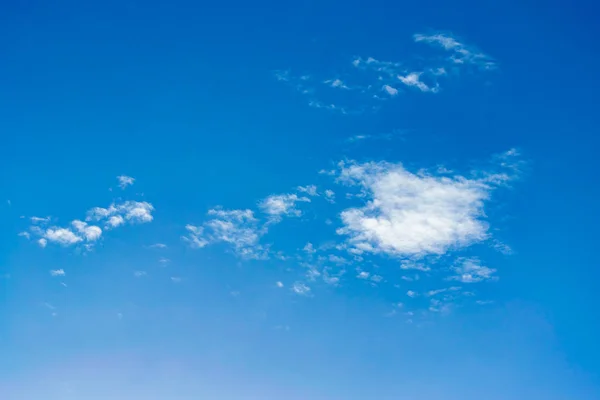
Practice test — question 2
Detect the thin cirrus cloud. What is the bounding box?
[276,32,495,113]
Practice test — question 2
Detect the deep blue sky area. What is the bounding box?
[1,1,599,399]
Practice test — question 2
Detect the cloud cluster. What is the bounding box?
[22,189,154,249]
[184,187,321,258]
[276,32,496,113]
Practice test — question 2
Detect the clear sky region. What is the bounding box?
[1,1,599,399]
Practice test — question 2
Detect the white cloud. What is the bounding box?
[426,287,460,297]
[158,257,170,264]
[18,231,30,239]
[449,258,497,283]
[38,238,47,248]
[259,193,310,221]
[71,220,102,241]
[406,290,418,298]
[323,273,340,286]
[171,277,182,283]
[107,215,124,228]
[382,85,399,96]
[50,269,65,277]
[134,271,147,278]
[87,201,154,225]
[117,175,135,189]
[297,185,318,197]
[276,281,284,288]
[292,282,311,295]
[182,224,209,248]
[148,243,167,249]
[327,254,348,265]
[324,189,335,203]
[357,271,370,279]
[31,216,50,223]
[398,72,438,93]
[303,242,316,254]
[400,260,431,272]
[184,209,267,259]
[45,228,83,246]
[325,78,349,89]
[413,33,496,70]
[336,160,492,258]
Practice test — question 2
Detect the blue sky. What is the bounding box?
[1,0,599,398]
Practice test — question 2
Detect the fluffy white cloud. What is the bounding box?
[71,220,102,241]
[28,197,154,249]
[87,201,154,225]
[259,193,310,221]
[107,215,125,228]
[117,175,135,189]
[45,228,83,246]
[449,258,497,283]
[406,290,418,298]
[336,160,491,258]
[276,281,284,288]
[50,269,65,277]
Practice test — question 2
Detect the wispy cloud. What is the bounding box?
[50,269,65,277]
[449,257,497,283]
[147,243,167,249]
[259,193,310,222]
[398,72,439,93]
[413,33,496,70]
[117,175,135,189]
[183,208,267,259]
[292,282,311,296]
[31,216,51,224]
[277,32,495,114]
